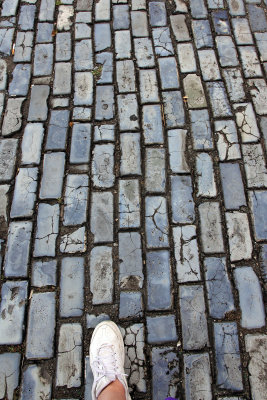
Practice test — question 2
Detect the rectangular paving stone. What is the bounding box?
[142,105,163,144]
[199,202,224,253]
[119,232,143,289]
[214,120,241,161]
[120,132,141,175]
[177,43,197,73]
[242,144,267,188]
[2,97,25,137]
[20,365,52,400]
[10,168,38,218]
[57,5,74,31]
[56,324,82,388]
[226,211,253,261]
[91,191,113,243]
[146,250,171,310]
[0,59,7,90]
[60,257,84,317]
[19,5,36,30]
[249,190,267,241]
[208,0,224,7]
[70,123,91,163]
[94,124,114,141]
[40,152,65,199]
[212,10,231,34]
[189,110,213,150]
[4,221,32,277]
[259,244,267,288]
[232,18,253,45]
[74,39,93,70]
[64,174,88,226]
[198,49,221,80]
[216,36,238,67]
[196,153,217,197]
[9,64,31,96]
[36,22,53,43]
[96,52,113,83]
[245,334,267,400]
[173,225,201,282]
[239,46,262,78]
[1,0,19,16]
[60,226,86,254]
[192,19,213,49]
[0,353,20,400]
[158,57,179,89]
[145,148,165,193]
[149,2,167,27]
[0,28,14,55]
[94,23,111,51]
[119,179,140,228]
[56,32,71,60]
[184,353,212,400]
[53,62,72,95]
[234,103,260,143]
[247,4,267,32]
[147,315,177,344]
[168,129,189,173]
[32,260,57,287]
[116,60,136,93]
[171,175,195,224]
[34,203,59,257]
[39,0,55,21]
[113,4,129,29]
[152,27,174,56]
[131,11,149,37]
[134,38,155,67]
[222,68,245,102]
[26,292,56,359]
[227,0,245,15]
[119,292,143,318]
[214,322,243,390]
[204,257,235,319]
[206,81,232,117]
[0,139,18,181]
[234,266,265,329]
[139,69,159,103]
[74,72,93,105]
[95,0,110,21]
[21,124,43,165]
[46,110,69,150]
[28,85,49,121]
[75,22,91,39]
[132,0,146,9]
[220,163,246,209]
[152,347,179,400]
[115,30,131,59]
[180,285,209,350]
[0,184,9,224]
[146,196,169,248]
[92,144,114,188]
[247,78,267,115]
[77,0,93,10]
[189,0,207,18]
[255,32,267,62]
[95,85,114,120]
[14,31,33,62]
[90,246,113,304]
[162,91,185,127]
[170,14,190,42]
[118,94,139,131]
[0,281,28,344]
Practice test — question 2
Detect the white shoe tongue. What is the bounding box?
[95,376,116,398]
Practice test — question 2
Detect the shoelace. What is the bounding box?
[93,343,127,383]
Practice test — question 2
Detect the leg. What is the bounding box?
[98,379,126,400]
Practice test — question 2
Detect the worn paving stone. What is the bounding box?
[171,175,195,224]
[134,37,154,67]
[199,202,224,253]
[168,129,189,173]
[60,226,86,253]
[95,85,114,120]
[0,28,14,54]
[75,22,91,39]
[20,364,52,400]
[10,168,38,218]
[74,72,93,105]
[86,313,110,328]
[239,46,262,78]
[183,74,207,109]
[196,153,216,197]
[190,0,207,18]
[226,212,253,261]
[32,260,57,287]
[39,0,55,21]
[26,292,56,359]
[147,315,177,344]
[56,323,82,388]
[70,123,91,163]
[0,59,7,90]
[145,196,169,248]
[234,103,260,143]
[19,4,36,30]
[139,69,159,103]
[189,109,213,150]
[92,144,114,188]
[28,85,49,121]
[198,49,221,81]
[46,111,69,150]
[255,32,267,62]
[34,203,59,257]
[247,79,267,115]
[151,347,179,400]
[227,0,245,15]
[206,81,232,117]
[96,52,113,83]
[162,91,185,128]
[0,281,28,344]
[9,64,31,96]
[232,18,253,45]
[0,185,9,224]
[94,23,111,51]
[119,231,143,289]
[0,139,18,181]
[214,322,243,390]
[57,5,74,31]
[120,132,141,176]
[73,107,91,121]
[192,19,213,49]
[21,124,44,165]
[170,14,190,42]
[40,152,65,199]
[212,10,231,34]
[119,179,140,228]
[184,353,212,400]
[91,191,113,243]
[1,0,19,16]
[220,163,246,210]
[13,31,33,62]
[54,62,72,95]
[36,22,53,43]
[245,335,267,400]
[90,246,113,304]
[116,60,136,93]
[222,68,245,102]
[152,27,174,56]
[142,105,163,144]
[2,98,25,136]
[149,2,166,27]
[216,36,239,67]
[177,43,197,73]
[131,11,149,37]
[0,353,21,400]
[247,4,267,32]
[242,144,267,188]
[94,124,114,141]
[56,32,72,60]
[249,190,267,241]
[95,0,110,21]
[60,257,84,317]
[115,30,131,59]
[234,267,265,329]
[145,148,165,193]
[113,4,129,29]
[214,120,241,161]
[74,39,93,70]
[118,94,139,131]
[64,174,88,226]
[158,57,179,89]
[119,291,143,319]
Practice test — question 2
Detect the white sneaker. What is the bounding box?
[90,321,131,400]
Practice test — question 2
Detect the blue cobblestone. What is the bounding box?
[152,347,179,400]
[171,175,195,224]
[39,0,55,21]
[37,22,54,43]
[119,292,143,319]
[247,4,267,32]
[70,123,91,163]
[40,152,65,199]
[190,0,207,18]
[94,23,111,51]
[64,174,88,226]
[227,0,245,16]
[149,2,167,27]
[94,124,114,141]
[223,68,245,102]
[158,57,179,89]
[232,18,253,45]
[189,109,213,150]
[75,23,91,39]
[46,110,70,150]
[74,72,93,105]
[32,260,57,287]
[212,10,231,34]
[192,19,213,49]
[117,60,136,93]
[162,91,185,127]
[10,167,38,218]
[120,132,141,176]
[60,257,84,317]
[96,52,113,83]
[95,85,114,120]
[119,179,140,228]
[119,231,143,289]
[198,49,221,81]
[145,148,166,193]
[14,32,33,62]
[206,82,232,117]
[168,129,189,173]
[0,28,14,55]
[255,32,267,62]
[134,37,154,67]
[145,196,169,248]
[28,85,50,121]
[90,246,113,304]
[142,105,163,144]
[56,32,72,61]
[74,39,93,70]
[92,144,115,188]
[216,36,238,67]
[118,94,139,131]
[113,5,130,30]
[19,5,36,30]
[73,107,91,121]
[21,365,52,399]
[9,64,31,96]
[115,31,131,59]
[91,191,113,243]
[131,11,149,37]
[34,203,59,257]
[147,315,177,344]
[196,153,216,197]
[152,27,174,56]
[1,0,19,16]
[0,353,20,399]
[220,163,246,209]
[86,314,110,328]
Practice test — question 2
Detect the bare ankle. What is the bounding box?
[98,379,126,400]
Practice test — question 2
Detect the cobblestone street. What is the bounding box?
[0,0,267,399]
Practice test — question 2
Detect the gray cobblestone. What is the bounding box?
[2,98,25,136]
[226,212,253,261]
[162,91,185,127]
[0,28,14,55]
[115,31,131,59]
[0,60,7,90]
[20,365,52,400]
[152,347,179,400]
[149,2,166,27]
[147,315,177,344]
[192,19,213,49]
[145,148,165,192]
[46,110,69,150]
[139,69,159,103]
[247,4,267,32]
[34,203,59,257]
[198,49,221,81]
[119,179,140,228]
[171,175,195,224]
[119,231,143,289]
[32,260,57,287]
[196,153,216,197]
[118,94,139,131]
[255,32,267,62]
[216,36,238,67]
[131,11,149,37]
[39,0,55,21]
[146,196,169,248]
[232,18,253,45]
[249,190,267,241]
[190,0,207,18]
[152,27,174,56]
[70,123,91,163]
[77,0,93,10]
[222,68,245,102]
[184,353,212,400]
[227,0,245,15]
[116,60,135,93]
[60,226,86,253]
[220,163,246,209]
[40,152,65,199]
[239,46,262,78]
[73,108,91,123]
[0,280,28,344]
[215,120,241,161]
[9,64,31,96]
[19,5,36,30]
[206,81,232,117]
[119,292,142,318]
[199,202,224,253]
[92,144,114,188]
[10,167,38,218]
[120,132,141,176]
[64,174,88,226]
[0,353,20,399]
[184,74,207,109]
[158,57,179,89]
[60,257,84,317]
[90,246,113,304]
[74,39,93,70]
[248,78,267,115]
[21,124,43,165]
[0,139,18,181]
[94,23,111,51]
[113,5,129,29]
[36,22,53,43]
[242,144,267,188]
[177,43,197,73]
[26,292,56,358]
[0,185,9,224]
[95,0,110,21]
[94,124,114,141]
[28,85,50,121]
[170,15,190,42]
[190,109,213,150]
[56,32,72,61]
[168,129,189,173]
[142,105,163,143]
[95,85,114,120]
[54,62,72,95]
[96,52,113,83]
[1,0,19,16]
[91,191,113,243]
[74,72,93,105]
[245,334,267,400]
[134,38,154,67]
[75,22,91,39]
[14,31,33,62]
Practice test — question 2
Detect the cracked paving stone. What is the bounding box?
[168,129,189,173]
[63,174,88,226]
[40,152,65,199]
[92,144,115,188]
[10,167,38,218]
[247,79,267,116]
[28,85,50,121]
[119,179,140,228]
[20,366,51,400]
[214,120,241,161]
[0,139,18,181]
[147,315,177,344]
[34,203,59,257]
[180,285,209,350]
[4,221,32,278]
[234,103,260,143]
[118,94,139,131]
[119,231,143,289]
[119,292,143,319]
[152,347,179,400]
[220,163,246,210]
[173,225,201,283]
[152,27,174,56]
[162,91,185,128]
[73,108,92,123]
[222,68,245,102]
[46,110,70,150]
[13,31,33,62]
[2,98,25,137]
[0,59,7,90]
[39,0,55,21]
[142,104,163,144]
[226,212,253,261]
[56,32,72,61]
[196,152,217,197]
[32,260,57,287]
[234,267,265,329]
[242,144,267,188]
[199,202,224,254]
[1,0,19,16]
[26,292,56,359]
[56,323,82,388]
[145,148,166,192]
[184,353,212,400]
[249,190,267,241]
[120,132,141,176]
[192,19,213,49]
[117,60,136,93]
[134,37,154,67]
[74,39,93,71]
[204,257,235,319]
[0,353,21,400]
[214,322,243,390]
[96,52,113,84]
[21,123,44,165]
[131,11,149,37]
[94,124,114,142]
[8,64,31,96]
[146,250,171,310]
[0,28,14,55]
[206,81,232,117]
[0,280,28,345]
[90,246,113,304]
[60,257,84,317]
[239,46,262,78]
[189,109,213,150]
[60,226,86,253]
[70,123,91,163]
[171,175,195,224]
[91,192,113,243]
[170,14,190,42]
[53,62,72,95]
[245,334,267,400]
[115,30,131,59]
[145,196,169,248]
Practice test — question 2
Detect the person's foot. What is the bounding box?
[90,321,131,400]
